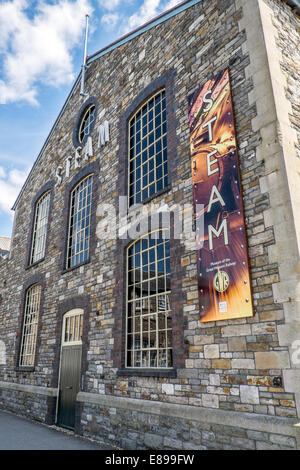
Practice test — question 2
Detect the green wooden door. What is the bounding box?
[57,345,82,429]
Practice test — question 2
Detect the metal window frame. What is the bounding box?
[78,104,96,144]
[30,191,51,265]
[125,230,172,369]
[66,174,93,269]
[128,89,168,207]
[61,309,84,347]
[19,284,42,367]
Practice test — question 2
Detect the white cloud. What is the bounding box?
[126,0,161,31]
[164,0,182,9]
[0,152,35,168]
[98,0,122,10]
[101,12,120,30]
[0,0,93,105]
[122,0,182,34]
[0,166,29,214]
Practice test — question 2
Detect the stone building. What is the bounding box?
[0,0,300,450]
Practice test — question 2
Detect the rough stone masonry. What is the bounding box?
[0,0,300,450]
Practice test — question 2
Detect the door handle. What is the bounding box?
[65,386,73,390]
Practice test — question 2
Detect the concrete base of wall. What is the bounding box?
[0,381,299,450]
[0,381,58,425]
[77,391,300,450]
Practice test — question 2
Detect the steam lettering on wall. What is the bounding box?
[189,68,253,322]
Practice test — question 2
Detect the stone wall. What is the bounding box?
[77,393,299,450]
[0,381,57,424]
[260,0,300,416]
[0,0,299,450]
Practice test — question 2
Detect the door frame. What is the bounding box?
[55,308,84,427]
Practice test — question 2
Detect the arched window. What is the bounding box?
[67,174,93,269]
[62,309,83,346]
[72,97,98,148]
[19,284,42,366]
[30,190,50,264]
[78,104,96,144]
[128,90,168,206]
[126,230,172,369]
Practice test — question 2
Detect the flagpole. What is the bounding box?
[80,14,89,97]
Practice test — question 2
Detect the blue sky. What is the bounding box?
[0,0,181,238]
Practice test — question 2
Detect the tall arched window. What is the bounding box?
[126,231,172,369]
[128,90,168,206]
[30,191,51,264]
[67,174,93,269]
[19,284,42,366]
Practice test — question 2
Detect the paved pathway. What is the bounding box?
[0,411,115,450]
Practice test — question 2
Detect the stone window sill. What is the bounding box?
[25,257,45,270]
[15,366,35,373]
[127,185,172,212]
[61,258,90,275]
[117,368,177,378]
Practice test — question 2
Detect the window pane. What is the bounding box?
[19,285,41,366]
[67,175,93,269]
[78,105,96,143]
[63,311,83,344]
[126,232,172,369]
[128,90,168,205]
[30,191,51,264]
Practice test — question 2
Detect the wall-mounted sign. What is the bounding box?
[189,68,253,322]
[55,121,110,185]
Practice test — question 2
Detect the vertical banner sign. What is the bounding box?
[189,68,253,322]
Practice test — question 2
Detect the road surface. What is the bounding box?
[0,410,116,450]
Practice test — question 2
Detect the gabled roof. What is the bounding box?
[11,0,201,211]
[11,0,299,211]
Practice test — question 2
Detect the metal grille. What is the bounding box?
[30,191,50,264]
[128,90,168,206]
[19,284,41,366]
[126,231,172,369]
[67,175,93,269]
[62,310,83,346]
[78,105,96,143]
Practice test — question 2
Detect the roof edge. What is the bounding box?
[11,73,81,211]
[11,0,299,212]
[12,0,202,211]
[87,0,201,63]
